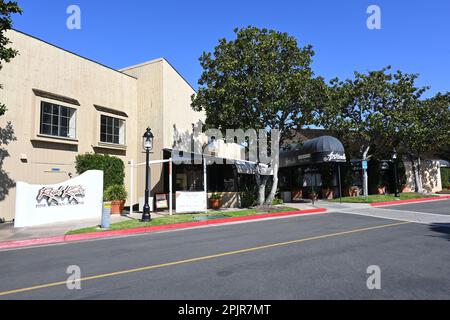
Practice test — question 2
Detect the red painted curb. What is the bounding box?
[370,195,450,207]
[0,208,327,250]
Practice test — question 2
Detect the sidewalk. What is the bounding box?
[0,205,319,244]
[0,213,145,242]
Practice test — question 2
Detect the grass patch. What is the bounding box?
[67,206,299,235]
[330,192,436,204]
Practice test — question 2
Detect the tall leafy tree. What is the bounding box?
[393,91,450,192]
[317,67,408,195]
[192,26,325,206]
[319,67,450,193]
[0,0,22,116]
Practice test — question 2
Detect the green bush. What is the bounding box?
[442,168,450,189]
[240,185,257,208]
[272,198,284,205]
[75,153,125,190]
[104,185,128,201]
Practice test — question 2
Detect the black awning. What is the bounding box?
[280,136,347,167]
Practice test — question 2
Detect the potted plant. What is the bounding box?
[349,186,360,197]
[104,184,128,215]
[210,193,222,210]
[377,184,387,195]
[309,188,319,204]
[343,167,356,197]
[377,173,389,195]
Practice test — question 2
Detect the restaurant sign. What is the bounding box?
[15,170,103,228]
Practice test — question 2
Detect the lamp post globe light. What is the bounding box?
[142,127,154,222]
[392,148,400,198]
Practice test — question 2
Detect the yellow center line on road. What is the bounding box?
[0,221,411,297]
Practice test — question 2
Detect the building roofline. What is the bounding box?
[121,57,198,93]
[119,58,165,71]
[11,29,138,80]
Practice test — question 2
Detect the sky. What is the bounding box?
[12,0,450,96]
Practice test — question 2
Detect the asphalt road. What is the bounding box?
[0,209,449,300]
[383,199,450,215]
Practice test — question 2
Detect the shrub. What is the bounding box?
[75,153,125,190]
[442,168,450,189]
[104,185,128,201]
[240,185,257,208]
[272,198,284,205]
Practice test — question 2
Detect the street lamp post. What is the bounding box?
[392,148,400,198]
[142,127,154,222]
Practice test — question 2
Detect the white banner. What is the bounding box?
[14,170,104,228]
[176,192,207,214]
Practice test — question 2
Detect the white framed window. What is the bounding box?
[40,101,77,139]
[100,115,125,145]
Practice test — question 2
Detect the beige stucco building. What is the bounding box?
[0,30,246,222]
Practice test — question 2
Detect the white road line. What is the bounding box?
[337,207,450,225]
[373,207,450,218]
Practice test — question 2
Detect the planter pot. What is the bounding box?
[322,188,334,200]
[111,200,125,215]
[210,199,222,210]
[401,186,411,193]
[348,187,359,197]
[291,189,303,201]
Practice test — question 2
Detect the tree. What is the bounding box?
[319,67,450,193]
[192,26,325,206]
[0,0,22,116]
[317,67,450,195]
[392,91,450,192]
[317,67,408,196]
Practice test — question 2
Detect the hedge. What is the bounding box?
[442,168,450,189]
[75,153,125,190]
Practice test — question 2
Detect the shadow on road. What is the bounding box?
[429,223,450,242]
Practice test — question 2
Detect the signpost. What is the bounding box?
[362,160,369,197]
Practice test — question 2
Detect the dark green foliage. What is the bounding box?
[210,193,222,200]
[272,198,284,205]
[75,153,125,190]
[192,26,327,206]
[342,164,354,189]
[240,185,257,208]
[442,168,450,189]
[0,1,22,116]
[104,185,127,201]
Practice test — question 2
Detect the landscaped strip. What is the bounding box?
[67,207,300,235]
[370,195,450,207]
[330,193,437,204]
[0,207,327,250]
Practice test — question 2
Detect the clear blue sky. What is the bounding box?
[13,0,450,96]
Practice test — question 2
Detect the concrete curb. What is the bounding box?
[370,195,450,207]
[0,208,327,250]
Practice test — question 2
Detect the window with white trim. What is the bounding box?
[100,115,125,145]
[40,101,77,139]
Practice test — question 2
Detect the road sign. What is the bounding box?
[362,160,368,170]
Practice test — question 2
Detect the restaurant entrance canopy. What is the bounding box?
[280,136,347,167]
